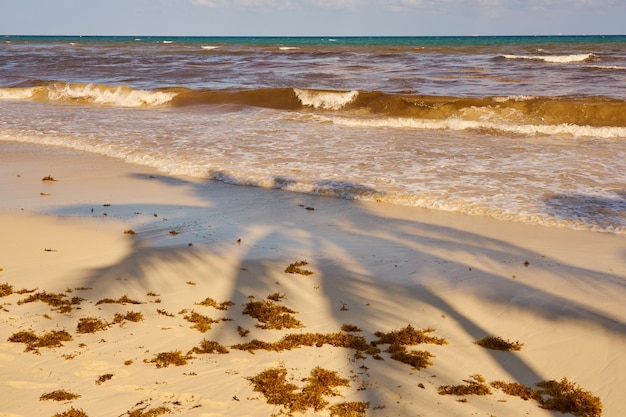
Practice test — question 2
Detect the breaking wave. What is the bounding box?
[1,82,625,137]
[501,53,597,63]
[0,82,176,107]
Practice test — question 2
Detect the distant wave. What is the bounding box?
[585,64,626,71]
[501,53,596,63]
[2,82,625,135]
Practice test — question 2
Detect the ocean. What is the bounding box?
[1,35,625,233]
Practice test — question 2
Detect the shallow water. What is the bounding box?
[1,36,625,233]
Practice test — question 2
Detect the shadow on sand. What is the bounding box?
[48,173,625,415]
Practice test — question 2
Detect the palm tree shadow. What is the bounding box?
[50,172,626,414]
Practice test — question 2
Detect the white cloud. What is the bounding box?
[305,0,362,9]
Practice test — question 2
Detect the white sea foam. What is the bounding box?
[279,46,298,50]
[586,64,626,70]
[294,89,358,110]
[0,87,36,100]
[201,45,220,50]
[326,115,626,139]
[492,95,536,103]
[502,53,596,63]
[0,84,177,107]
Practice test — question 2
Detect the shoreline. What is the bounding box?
[1,141,625,417]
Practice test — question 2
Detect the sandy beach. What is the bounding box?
[1,141,624,417]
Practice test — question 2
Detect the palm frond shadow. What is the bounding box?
[46,172,625,415]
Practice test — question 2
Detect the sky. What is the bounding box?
[0,0,624,37]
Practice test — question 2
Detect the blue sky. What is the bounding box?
[1,0,624,36]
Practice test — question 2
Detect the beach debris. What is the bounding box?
[267,292,285,302]
[51,407,89,417]
[76,317,109,334]
[41,175,57,182]
[237,326,250,337]
[95,373,114,385]
[8,329,73,353]
[285,260,314,275]
[341,324,362,332]
[157,309,175,317]
[329,402,370,417]
[243,299,303,330]
[438,374,492,396]
[188,339,229,355]
[2,278,606,417]
[475,336,523,351]
[195,296,234,310]
[147,350,193,368]
[0,282,13,297]
[18,291,83,313]
[40,390,80,402]
[491,378,603,417]
[95,295,142,305]
[248,366,351,415]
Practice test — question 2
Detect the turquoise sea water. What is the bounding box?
[4,34,626,46]
[1,35,625,232]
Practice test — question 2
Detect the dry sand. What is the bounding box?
[0,141,624,417]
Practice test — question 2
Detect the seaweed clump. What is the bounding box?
[148,350,193,368]
[438,374,492,396]
[195,297,235,310]
[40,390,81,401]
[183,310,222,333]
[285,260,314,275]
[188,339,229,355]
[242,299,303,330]
[491,377,602,417]
[536,378,602,417]
[329,401,370,417]
[0,282,14,297]
[8,329,73,353]
[76,317,109,334]
[475,336,523,351]
[52,408,89,417]
[248,366,350,415]
[95,295,142,305]
[373,325,447,370]
[232,331,381,359]
[18,291,83,313]
[127,406,171,417]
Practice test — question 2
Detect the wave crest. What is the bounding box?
[502,53,596,63]
[325,115,626,139]
[0,83,177,107]
[294,88,359,110]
